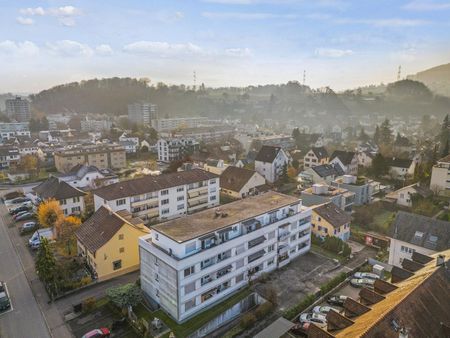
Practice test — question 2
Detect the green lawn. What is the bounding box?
[134,287,252,337]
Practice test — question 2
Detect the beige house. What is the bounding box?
[54,144,126,173]
[220,166,266,199]
[430,154,450,196]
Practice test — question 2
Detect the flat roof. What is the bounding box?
[152,191,300,243]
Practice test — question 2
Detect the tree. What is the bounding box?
[442,139,449,157]
[379,119,393,146]
[358,127,370,142]
[373,125,380,145]
[281,163,289,183]
[292,128,301,141]
[35,238,58,296]
[18,154,40,176]
[439,114,449,155]
[107,283,142,309]
[56,215,82,255]
[37,199,64,229]
[287,166,297,178]
[370,153,388,177]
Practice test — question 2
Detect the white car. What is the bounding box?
[313,306,339,314]
[299,313,327,328]
[20,222,37,233]
[354,272,380,280]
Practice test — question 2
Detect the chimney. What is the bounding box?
[436,254,445,267]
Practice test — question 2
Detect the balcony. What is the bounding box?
[242,218,262,235]
[188,190,209,200]
[278,230,290,241]
[298,217,311,227]
[298,230,310,239]
[278,252,289,263]
[188,198,208,208]
[248,249,266,263]
[278,244,289,254]
[248,235,266,249]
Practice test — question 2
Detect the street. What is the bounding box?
[0,202,50,338]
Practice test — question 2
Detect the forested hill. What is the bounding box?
[407,63,450,97]
[28,77,450,121]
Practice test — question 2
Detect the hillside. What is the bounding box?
[407,63,450,97]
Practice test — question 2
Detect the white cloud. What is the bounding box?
[123,41,204,56]
[0,40,39,57]
[16,16,34,25]
[225,48,252,57]
[202,0,301,3]
[202,12,298,20]
[20,7,45,16]
[58,17,76,27]
[403,1,450,11]
[315,48,353,58]
[156,11,185,23]
[48,6,81,17]
[46,40,93,57]
[18,5,82,26]
[335,18,428,27]
[95,44,114,56]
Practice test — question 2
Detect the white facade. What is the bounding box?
[80,118,112,132]
[388,237,435,267]
[139,194,311,323]
[157,138,199,162]
[330,156,358,176]
[0,122,30,140]
[128,102,158,125]
[151,117,208,132]
[389,162,416,180]
[303,149,328,169]
[255,149,289,183]
[58,170,116,189]
[94,177,220,222]
[430,157,450,195]
[59,195,85,216]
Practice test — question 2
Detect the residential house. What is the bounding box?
[301,184,355,212]
[93,169,220,222]
[220,166,266,199]
[0,122,30,140]
[388,211,450,267]
[331,175,373,205]
[357,151,375,168]
[311,202,351,241]
[76,206,149,281]
[430,154,450,195]
[303,147,329,169]
[33,177,86,215]
[139,191,312,323]
[385,183,432,208]
[54,164,118,189]
[157,138,200,163]
[298,164,344,187]
[119,133,140,153]
[0,146,20,169]
[386,157,416,180]
[203,159,227,175]
[329,150,358,176]
[254,145,290,183]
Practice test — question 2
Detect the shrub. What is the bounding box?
[264,286,278,306]
[283,293,316,320]
[320,273,347,295]
[82,297,97,313]
[80,276,92,286]
[255,302,274,320]
[240,312,257,329]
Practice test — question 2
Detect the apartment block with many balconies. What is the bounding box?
[93,169,219,223]
[139,191,311,323]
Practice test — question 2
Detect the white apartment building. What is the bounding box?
[157,138,199,163]
[93,169,220,222]
[128,102,158,125]
[80,118,112,132]
[254,145,290,183]
[139,191,311,323]
[430,154,450,195]
[151,117,208,132]
[0,122,30,140]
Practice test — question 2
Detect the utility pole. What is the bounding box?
[193,71,197,91]
[303,70,306,86]
[397,65,401,81]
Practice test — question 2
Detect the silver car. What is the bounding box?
[354,272,380,280]
[313,305,339,314]
[299,312,327,328]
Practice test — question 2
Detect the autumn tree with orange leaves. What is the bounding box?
[37,199,64,229]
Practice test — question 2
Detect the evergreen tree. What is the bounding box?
[292,127,300,141]
[373,125,380,145]
[439,114,449,155]
[442,139,449,157]
[35,238,58,296]
[380,119,393,145]
[370,153,388,177]
[358,127,369,142]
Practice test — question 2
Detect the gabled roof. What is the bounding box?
[385,157,412,168]
[93,169,218,200]
[220,166,262,193]
[33,177,86,200]
[330,150,356,166]
[75,206,147,253]
[255,145,282,163]
[438,154,450,163]
[313,202,351,228]
[57,163,101,180]
[310,147,329,160]
[311,164,341,178]
[389,211,450,251]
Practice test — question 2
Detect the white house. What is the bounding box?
[119,133,139,153]
[254,145,290,183]
[329,150,358,176]
[298,164,343,187]
[385,183,432,207]
[139,191,312,323]
[54,164,118,189]
[93,169,220,223]
[203,159,227,175]
[303,147,329,169]
[357,151,375,168]
[386,157,416,180]
[33,177,87,215]
[430,154,450,195]
[220,166,266,199]
[388,211,450,267]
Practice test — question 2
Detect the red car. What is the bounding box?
[81,328,110,338]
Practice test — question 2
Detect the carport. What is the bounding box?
[253,317,295,338]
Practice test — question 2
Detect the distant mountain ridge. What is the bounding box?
[407,63,450,97]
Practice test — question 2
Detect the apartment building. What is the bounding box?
[254,145,290,183]
[0,146,20,169]
[93,169,220,222]
[430,154,450,195]
[139,191,311,323]
[172,126,235,142]
[128,102,158,125]
[157,138,199,163]
[54,144,126,173]
[0,122,30,140]
[151,117,208,132]
[301,183,355,212]
[80,118,112,132]
[5,96,31,122]
[331,175,372,205]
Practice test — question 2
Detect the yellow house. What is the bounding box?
[311,202,351,241]
[76,206,149,281]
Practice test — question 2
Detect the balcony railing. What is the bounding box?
[278,230,290,241]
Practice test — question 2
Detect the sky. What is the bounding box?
[0,0,449,93]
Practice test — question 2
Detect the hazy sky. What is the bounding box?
[1,0,449,93]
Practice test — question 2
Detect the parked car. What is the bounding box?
[290,322,311,335]
[313,305,340,314]
[354,272,380,280]
[20,222,37,234]
[350,278,375,289]
[81,328,110,338]
[299,313,327,329]
[5,197,30,206]
[10,205,31,215]
[0,281,5,292]
[0,282,10,312]
[327,295,348,306]
[15,212,34,221]
[13,210,29,219]
[29,228,55,249]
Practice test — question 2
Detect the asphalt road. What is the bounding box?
[0,205,50,338]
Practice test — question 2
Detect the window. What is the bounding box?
[235,273,244,283]
[177,196,184,201]
[71,206,81,213]
[119,234,124,240]
[161,208,170,215]
[290,235,296,242]
[210,179,217,184]
[184,281,196,294]
[185,242,197,254]
[161,189,169,196]
[268,231,275,240]
[155,274,159,282]
[73,196,80,203]
[119,247,124,253]
[116,199,126,206]
[161,199,169,205]
[184,298,196,311]
[177,204,184,210]
[177,187,184,192]
[210,195,217,201]
[184,266,195,277]
[235,258,245,269]
[154,233,159,240]
[113,260,122,270]
[60,199,67,205]
[267,258,275,266]
[324,228,328,234]
[268,244,275,252]
[236,244,245,255]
